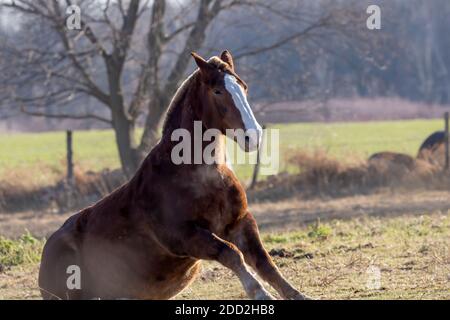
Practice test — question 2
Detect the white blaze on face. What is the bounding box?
[224,74,262,151]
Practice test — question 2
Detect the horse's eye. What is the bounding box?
[220,106,227,114]
[214,90,222,95]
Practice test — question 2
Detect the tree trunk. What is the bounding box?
[105,52,140,176]
[111,108,139,176]
[137,94,169,162]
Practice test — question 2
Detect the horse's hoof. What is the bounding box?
[288,292,314,300]
[254,289,276,300]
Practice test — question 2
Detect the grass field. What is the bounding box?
[0,119,443,185]
[1,209,449,300]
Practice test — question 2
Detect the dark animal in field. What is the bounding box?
[417,131,447,165]
[39,51,308,300]
[418,131,445,155]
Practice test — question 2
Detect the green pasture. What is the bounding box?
[0,119,443,185]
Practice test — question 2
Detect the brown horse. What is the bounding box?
[38,51,308,300]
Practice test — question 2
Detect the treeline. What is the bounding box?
[209,0,450,105]
[1,0,449,124]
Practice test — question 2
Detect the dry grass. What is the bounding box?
[0,166,127,213]
[291,149,441,188]
[249,149,448,202]
[1,148,448,214]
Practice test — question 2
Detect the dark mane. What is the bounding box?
[161,71,198,136]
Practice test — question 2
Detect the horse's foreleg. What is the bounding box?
[228,213,311,300]
[173,226,274,300]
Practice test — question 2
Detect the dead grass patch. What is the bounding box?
[0,166,127,213]
[248,149,449,202]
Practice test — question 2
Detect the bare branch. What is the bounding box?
[163,22,195,42]
[234,14,332,60]
[21,106,112,124]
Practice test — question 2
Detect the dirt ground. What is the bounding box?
[1,189,449,300]
[1,189,450,239]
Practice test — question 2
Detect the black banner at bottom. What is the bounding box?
[0,300,446,319]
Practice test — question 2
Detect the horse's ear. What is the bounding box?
[220,50,234,70]
[191,52,214,81]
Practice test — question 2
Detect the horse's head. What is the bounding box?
[191,51,262,152]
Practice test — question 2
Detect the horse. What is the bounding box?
[38,51,309,300]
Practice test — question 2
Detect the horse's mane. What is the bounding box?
[161,71,197,136]
[162,56,228,136]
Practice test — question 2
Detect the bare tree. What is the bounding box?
[0,0,360,174]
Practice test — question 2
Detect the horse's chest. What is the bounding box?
[187,170,247,232]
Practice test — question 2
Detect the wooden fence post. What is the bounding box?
[249,125,266,190]
[445,112,449,171]
[67,130,74,185]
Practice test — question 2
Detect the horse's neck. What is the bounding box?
[158,88,226,167]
